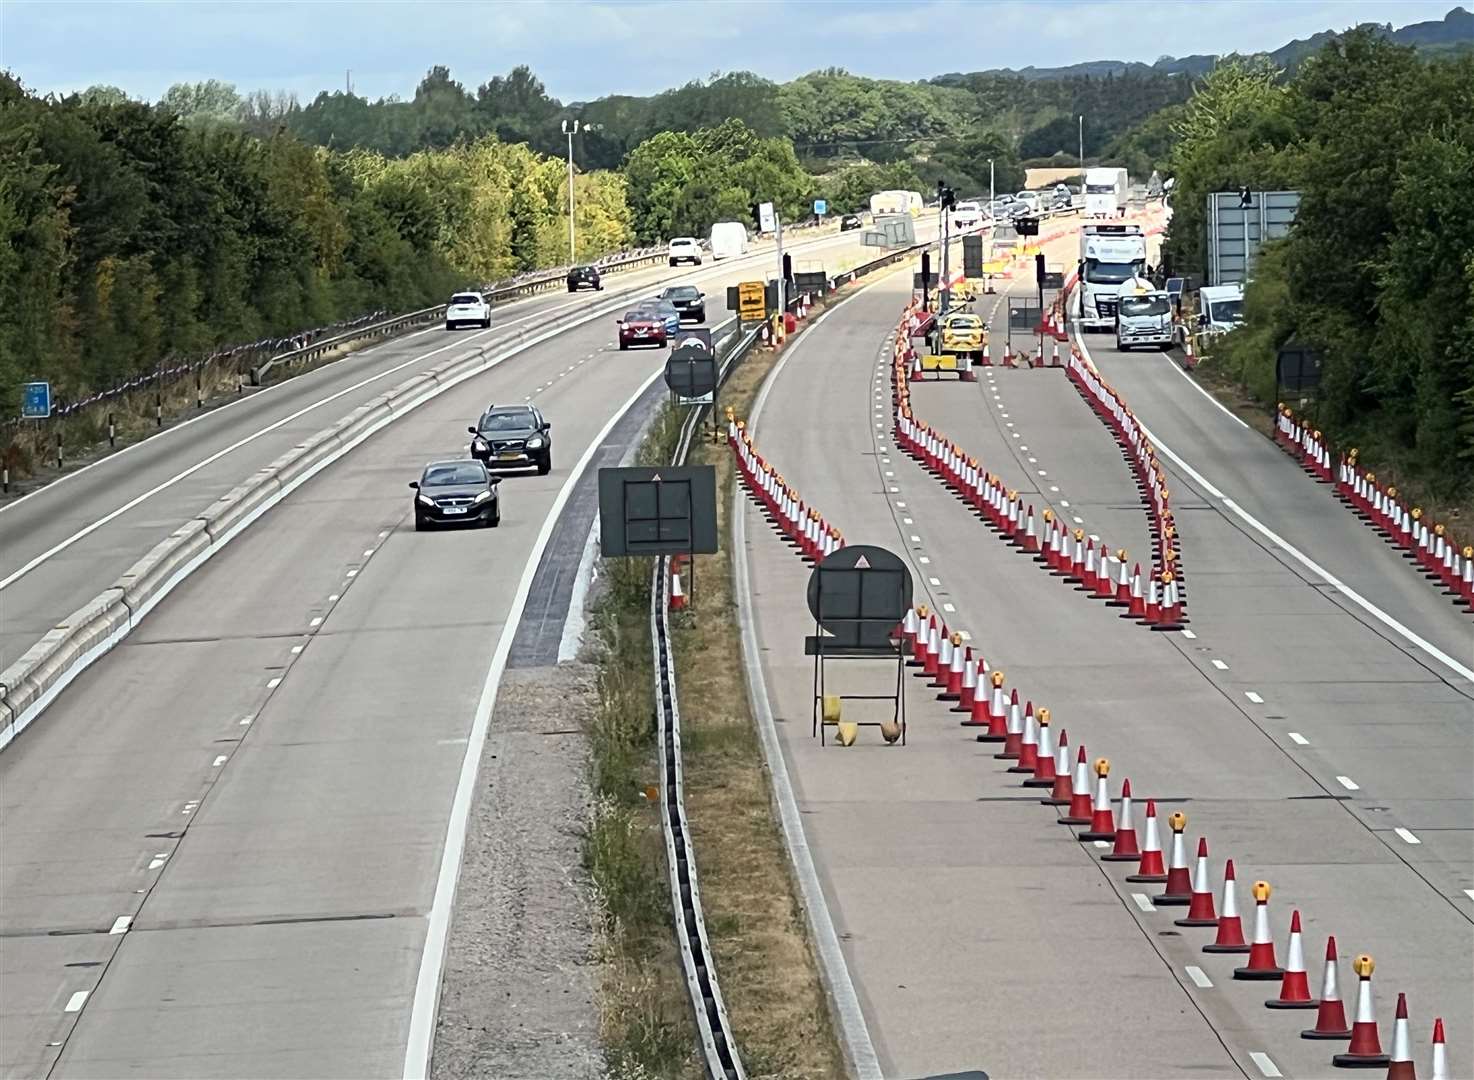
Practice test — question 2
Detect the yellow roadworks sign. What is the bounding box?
[921,354,960,371]
[738,280,766,319]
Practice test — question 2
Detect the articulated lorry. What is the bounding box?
[1078,223,1147,331]
[1084,167,1128,218]
[1113,276,1174,350]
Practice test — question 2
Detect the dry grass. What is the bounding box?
[665,312,850,1080]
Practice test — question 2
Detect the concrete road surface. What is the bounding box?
[736,266,1472,1079]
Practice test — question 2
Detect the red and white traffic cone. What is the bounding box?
[1025,710,1057,788]
[1154,812,1192,906]
[1110,554,1132,607]
[1077,757,1117,841]
[1140,572,1161,625]
[1041,728,1072,805]
[1124,564,1146,620]
[1302,935,1353,1038]
[921,621,942,678]
[1266,910,1316,1009]
[996,691,1025,760]
[1204,860,1250,954]
[899,605,919,654]
[1175,838,1218,927]
[1060,746,1092,824]
[669,571,687,611]
[974,671,1009,739]
[1094,548,1118,601]
[1233,880,1284,980]
[910,612,932,666]
[1429,1017,1448,1080]
[1101,778,1139,861]
[953,649,978,713]
[1333,954,1390,1067]
[980,342,991,366]
[1127,800,1167,882]
[939,634,965,700]
[930,629,953,688]
[1385,994,1415,1080]
[1010,702,1040,774]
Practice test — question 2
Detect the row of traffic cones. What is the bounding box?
[1062,344,1188,630]
[726,411,844,564]
[1274,406,1472,614]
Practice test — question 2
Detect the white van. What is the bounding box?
[709,221,749,261]
[1197,284,1245,335]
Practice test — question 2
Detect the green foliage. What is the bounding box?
[623,119,813,243]
[1171,33,1474,499]
[818,161,923,214]
[0,71,632,418]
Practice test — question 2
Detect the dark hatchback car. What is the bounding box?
[840,213,863,231]
[658,284,706,323]
[411,459,500,530]
[567,264,602,292]
[469,404,552,474]
[618,309,667,349]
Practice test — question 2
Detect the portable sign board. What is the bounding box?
[1276,341,1322,393]
[758,201,776,234]
[737,280,766,319]
[793,270,828,295]
[1008,297,1041,330]
[21,381,52,419]
[962,235,984,278]
[597,465,719,557]
[664,345,717,405]
[671,327,714,353]
[805,545,913,653]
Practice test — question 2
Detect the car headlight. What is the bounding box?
[417,493,435,507]
[526,436,544,450]
[472,437,489,452]
[474,489,493,504]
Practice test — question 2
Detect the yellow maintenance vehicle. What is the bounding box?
[938,311,987,364]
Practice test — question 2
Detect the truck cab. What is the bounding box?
[1078,223,1147,332]
[1197,284,1245,336]
[1113,276,1174,351]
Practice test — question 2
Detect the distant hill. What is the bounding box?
[933,6,1474,82]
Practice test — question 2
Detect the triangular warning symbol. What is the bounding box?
[650,472,662,482]
[853,554,871,569]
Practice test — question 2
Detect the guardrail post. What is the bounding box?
[155,393,162,428]
[56,431,63,470]
[2,466,8,494]
[108,412,116,448]
[196,369,203,411]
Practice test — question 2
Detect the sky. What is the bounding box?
[0,0,1458,104]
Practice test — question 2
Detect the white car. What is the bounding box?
[668,237,703,266]
[950,201,983,230]
[445,291,490,331]
[1014,192,1042,214]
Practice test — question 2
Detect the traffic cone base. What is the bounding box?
[1234,962,1285,981]
[1330,1052,1390,1068]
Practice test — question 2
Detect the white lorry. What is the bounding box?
[1196,283,1245,336]
[871,190,925,217]
[1084,167,1128,218]
[1078,223,1148,331]
[1113,276,1174,350]
[709,221,749,260]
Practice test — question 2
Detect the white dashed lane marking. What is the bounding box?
[109,916,132,935]
[1287,732,1308,745]
[1131,893,1155,913]
[1336,775,1360,791]
[1210,659,1229,671]
[1245,691,1264,704]
[64,991,88,1013]
[1185,965,1213,989]
[1394,827,1421,845]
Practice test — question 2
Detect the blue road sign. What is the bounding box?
[814,199,828,216]
[21,381,52,419]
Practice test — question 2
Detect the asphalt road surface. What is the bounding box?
[736,261,1471,1079]
[0,222,935,1079]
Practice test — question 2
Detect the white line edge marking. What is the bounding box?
[1071,336,1474,684]
[1336,775,1360,791]
[1287,731,1309,745]
[402,361,670,1079]
[1185,964,1213,988]
[64,990,89,1012]
[556,512,601,663]
[1249,1051,1282,1078]
[735,279,887,1079]
[211,755,228,767]
[1464,889,1474,902]
[1181,628,1196,639]
[1131,892,1155,912]
[1394,827,1421,845]
[1162,352,1252,430]
[266,677,282,689]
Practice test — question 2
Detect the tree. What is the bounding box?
[159,79,244,128]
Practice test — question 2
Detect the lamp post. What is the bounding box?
[561,119,582,264]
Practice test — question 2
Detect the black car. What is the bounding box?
[658,285,706,323]
[411,459,500,530]
[567,265,602,292]
[840,213,863,231]
[468,404,553,475]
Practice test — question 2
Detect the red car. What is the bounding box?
[617,309,667,349]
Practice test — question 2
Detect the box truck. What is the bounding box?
[1084,167,1128,218]
[1113,276,1174,350]
[709,221,749,260]
[1078,223,1147,331]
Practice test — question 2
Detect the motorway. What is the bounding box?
[735,245,1472,1077]
[0,222,932,1078]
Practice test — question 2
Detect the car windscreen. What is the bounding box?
[479,411,535,432]
[945,317,981,330]
[1084,260,1140,285]
[1207,299,1244,324]
[1086,184,1115,194]
[623,311,654,322]
[1119,297,1170,318]
[663,286,699,299]
[450,294,482,305]
[423,463,487,486]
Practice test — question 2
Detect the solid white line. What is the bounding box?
[1163,354,1251,430]
[1072,334,1474,684]
[402,362,671,1080]
[1394,827,1421,845]
[309,617,323,627]
[108,916,132,935]
[1211,659,1229,670]
[1245,691,1264,704]
[1131,892,1155,913]
[1287,731,1309,745]
[147,856,166,870]
[928,577,941,586]
[556,512,601,664]
[328,593,340,602]
[1249,1051,1282,1078]
[238,716,252,726]
[1464,889,1474,902]
[64,991,88,1012]
[1184,964,1213,988]
[1336,775,1360,791]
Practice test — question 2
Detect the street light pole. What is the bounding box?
[987,159,995,295]
[561,118,580,264]
[1078,115,1085,202]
